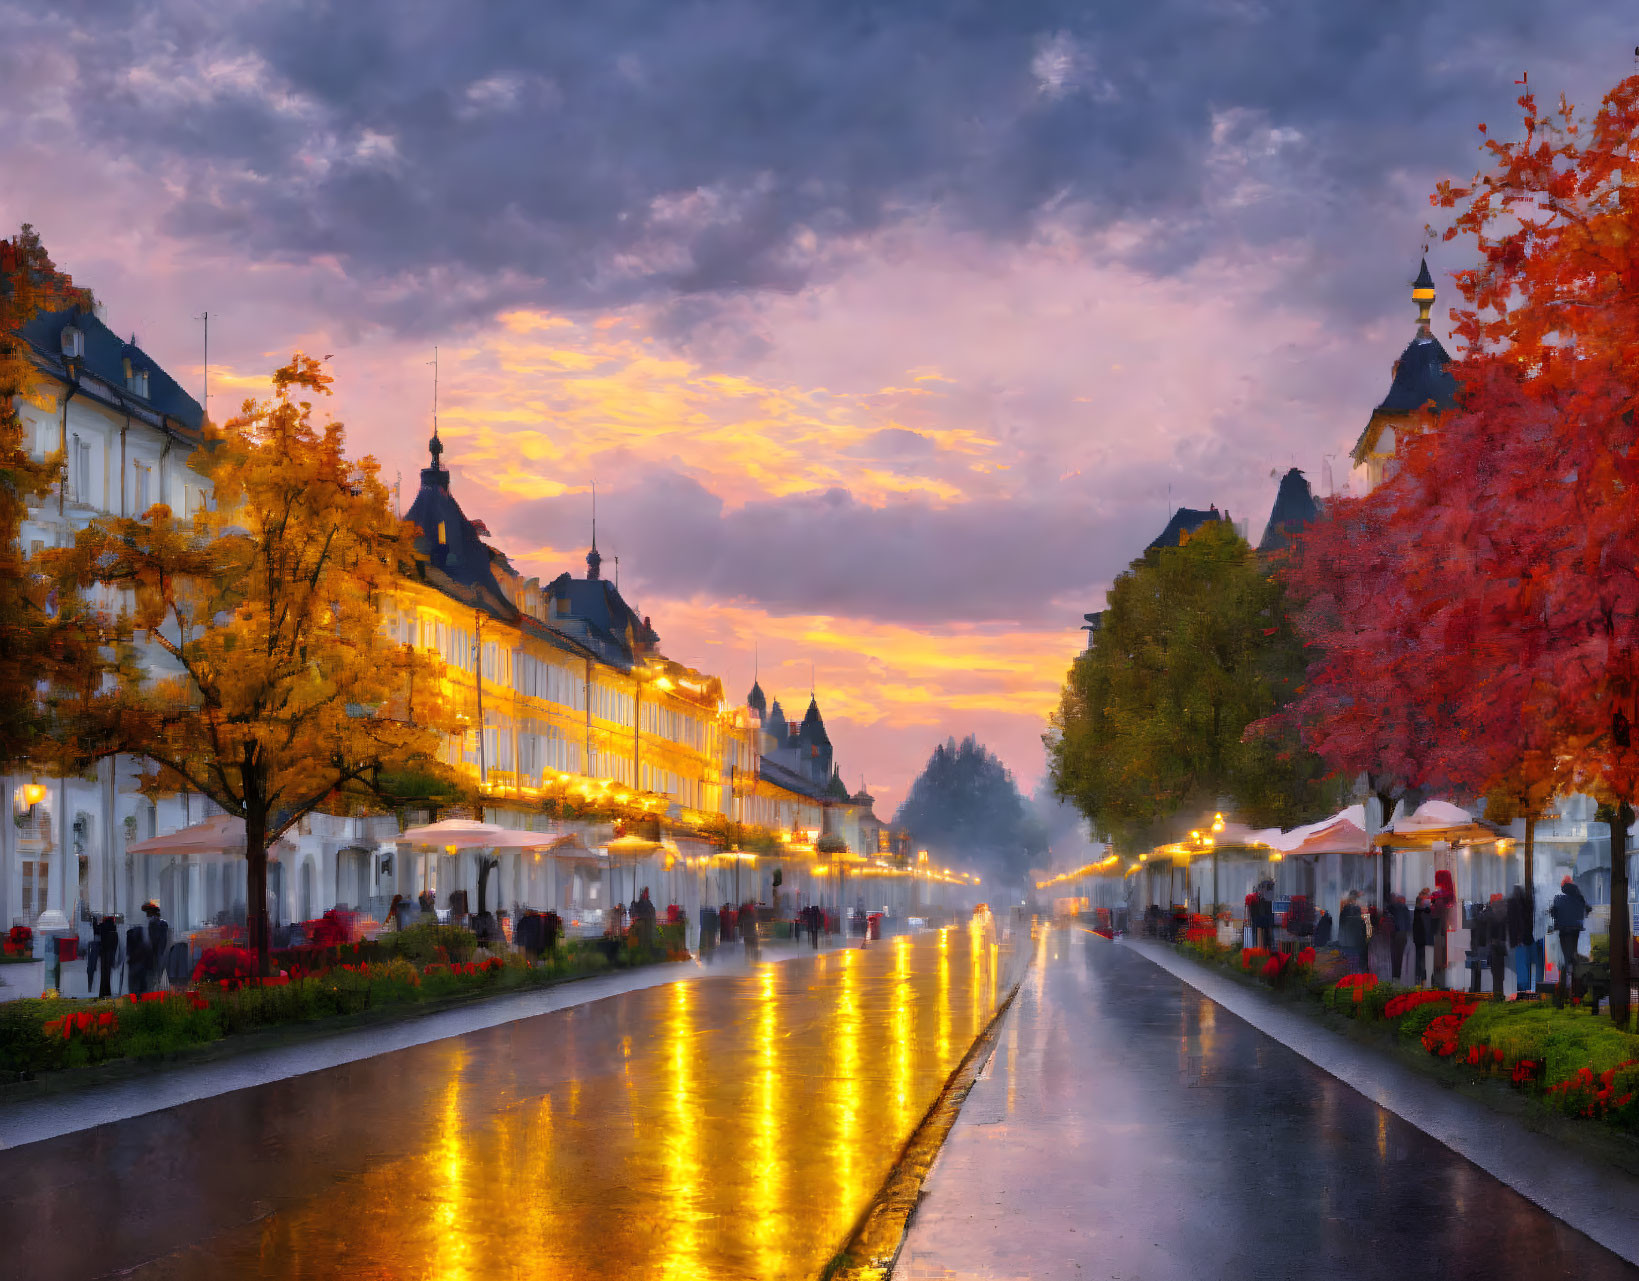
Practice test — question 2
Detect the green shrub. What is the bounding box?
[380,922,478,966]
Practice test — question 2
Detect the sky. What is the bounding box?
[0,1,1630,816]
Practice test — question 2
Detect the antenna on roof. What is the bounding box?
[429,346,439,440]
[194,311,209,417]
[1322,453,1336,497]
[613,553,619,590]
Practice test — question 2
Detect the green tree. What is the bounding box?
[894,735,1045,883]
[1047,519,1333,850]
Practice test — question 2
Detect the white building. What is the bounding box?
[2,302,213,937]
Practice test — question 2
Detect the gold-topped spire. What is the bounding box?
[1412,258,1435,336]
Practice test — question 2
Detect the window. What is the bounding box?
[437,521,447,545]
[133,462,152,513]
[20,859,47,921]
[71,436,91,505]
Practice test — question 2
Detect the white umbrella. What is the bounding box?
[127,814,295,857]
[396,819,563,850]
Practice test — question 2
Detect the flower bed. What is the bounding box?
[1178,936,1639,1132]
[0,929,681,1081]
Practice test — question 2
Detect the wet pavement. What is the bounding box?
[898,926,1639,1281]
[0,925,1014,1280]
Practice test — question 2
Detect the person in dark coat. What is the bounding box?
[125,924,152,997]
[1387,893,1411,982]
[1412,890,1433,984]
[738,902,758,959]
[1431,869,1457,989]
[96,914,119,998]
[1551,876,1590,1007]
[1313,909,1333,949]
[1338,892,1367,972]
[143,902,170,992]
[1485,893,1509,1001]
[699,905,718,962]
[806,904,821,949]
[1507,883,1535,996]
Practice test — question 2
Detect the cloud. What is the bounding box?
[1,0,1631,337]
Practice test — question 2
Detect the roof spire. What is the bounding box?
[1412,258,1435,338]
[427,345,444,472]
[586,480,602,580]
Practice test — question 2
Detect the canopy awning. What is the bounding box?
[1373,799,1500,848]
[605,834,664,856]
[397,819,566,851]
[127,814,296,858]
[1282,804,1372,856]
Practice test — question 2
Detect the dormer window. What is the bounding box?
[124,360,149,398]
[437,521,446,545]
[60,326,83,360]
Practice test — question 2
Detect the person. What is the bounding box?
[739,901,758,959]
[96,914,119,999]
[143,901,170,992]
[1485,892,1509,1001]
[1313,908,1333,949]
[1412,889,1433,984]
[1338,891,1367,972]
[1387,893,1411,982]
[699,904,718,963]
[1507,883,1535,998]
[384,893,405,932]
[125,921,152,997]
[418,888,437,917]
[1431,869,1456,989]
[1551,875,1589,1008]
[634,887,657,951]
[807,903,821,949]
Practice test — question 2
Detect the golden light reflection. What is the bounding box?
[663,979,703,1281]
[163,932,1019,1281]
[753,963,786,1278]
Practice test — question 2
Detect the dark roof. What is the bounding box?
[1146,506,1221,552]
[1413,259,1435,290]
[20,304,203,435]
[798,694,830,748]
[766,700,788,739]
[405,455,509,610]
[1257,468,1319,555]
[543,566,658,669]
[747,680,767,715]
[758,754,826,801]
[1376,333,1456,416]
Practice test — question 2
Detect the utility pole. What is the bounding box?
[195,311,210,419]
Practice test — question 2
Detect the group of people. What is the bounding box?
[81,900,176,997]
[1320,870,1592,1002]
[698,901,760,961]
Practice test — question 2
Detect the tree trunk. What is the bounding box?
[1612,801,1632,1029]
[246,803,271,979]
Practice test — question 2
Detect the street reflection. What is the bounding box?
[39,930,1019,1281]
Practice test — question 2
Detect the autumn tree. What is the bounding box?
[0,225,93,762]
[48,355,461,975]
[1048,518,1334,851]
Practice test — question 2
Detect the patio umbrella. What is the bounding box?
[396,818,564,850]
[127,814,295,857]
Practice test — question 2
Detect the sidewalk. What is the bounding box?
[0,937,835,1152]
[895,926,1639,1280]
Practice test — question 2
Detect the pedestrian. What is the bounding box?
[1485,892,1509,1001]
[1412,889,1433,984]
[1339,891,1367,973]
[96,914,119,999]
[1551,875,1589,1008]
[143,901,170,992]
[699,904,718,963]
[1387,893,1411,982]
[1313,908,1333,949]
[806,903,820,949]
[739,901,758,959]
[125,921,152,997]
[1431,869,1456,989]
[634,887,657,951]
[1507,883,1535,998]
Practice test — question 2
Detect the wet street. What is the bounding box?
[899,926,1639,1280]
[0,927,1013,1280]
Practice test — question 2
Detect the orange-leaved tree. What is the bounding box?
[1428,72,1639,1025]
[0,225,93,763]
[48,355,462,975]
